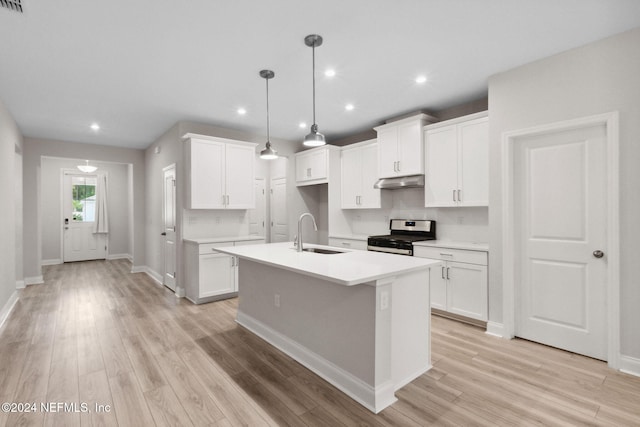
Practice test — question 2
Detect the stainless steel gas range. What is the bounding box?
[367,219,436,256]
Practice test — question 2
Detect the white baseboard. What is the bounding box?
[107,253,132,261]
[24,276,44,285]
[485,321,505,338]
[41,259,62,266]
[237,311,390,413]
[131,265,163,287]
[0,291,19,330]
[619,355,640,377]
[16,280,25,289]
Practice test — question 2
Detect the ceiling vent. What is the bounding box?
[1,0,23,12]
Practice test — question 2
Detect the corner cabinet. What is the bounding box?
[414,245,488,323]
[340,140,381,209]
[184,134,257,209]
[295,145,340,186]
[374,114,437,179]
[184,238,265,304]
[424,112,488,207]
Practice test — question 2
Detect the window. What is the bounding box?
[71,176,97,222]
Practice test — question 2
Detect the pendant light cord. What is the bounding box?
[266,76,270,142]
[312,41,316,126]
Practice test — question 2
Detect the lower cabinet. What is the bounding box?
[414,246,488,322]
[185,238,264,304]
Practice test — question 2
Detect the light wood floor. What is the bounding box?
[1,259,639,426]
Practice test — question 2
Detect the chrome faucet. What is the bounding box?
[296,212,318,252]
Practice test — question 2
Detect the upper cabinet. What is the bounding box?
[374,114,436,179]
[184,134,257,209]
[341,140,381,209]
[295,145,340,186]
[424,112,489,207]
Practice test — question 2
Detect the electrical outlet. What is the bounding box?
[356,215,361,221]
[380,291,389,310]
[274,294,280,308]
[457,216,464,224]
[215,216,221,224]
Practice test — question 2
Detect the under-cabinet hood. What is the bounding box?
[373,174,424,190]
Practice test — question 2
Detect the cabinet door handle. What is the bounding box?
[223,195,226,205]
[446,267,450,280]
[441,266,445,279]
[227,195,230,205]
[453,190,456,202]
[397,161,400,172]
[457,189,461,202]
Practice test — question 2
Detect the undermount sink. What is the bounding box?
[302,247,345,255]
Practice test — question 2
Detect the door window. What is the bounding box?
[71,176,97,222]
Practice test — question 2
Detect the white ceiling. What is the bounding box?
[1,0,639,149]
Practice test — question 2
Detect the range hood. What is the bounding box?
[373,174,424,190]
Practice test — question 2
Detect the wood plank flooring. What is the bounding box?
[0,259,638,426]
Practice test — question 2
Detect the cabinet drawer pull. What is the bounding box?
[440,252,454,257]
[342,242,351,246]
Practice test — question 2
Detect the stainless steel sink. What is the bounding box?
[302,247,345,254]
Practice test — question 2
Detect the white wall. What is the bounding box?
[40,157,131,262]
[23,138,145,280]
[0,98,21,312]
[488,27,640,358]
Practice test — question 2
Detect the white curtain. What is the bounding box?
[93,174,109,234]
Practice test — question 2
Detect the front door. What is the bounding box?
[163,165,177,291]
[514,123,608,360]
[63,173,107,262]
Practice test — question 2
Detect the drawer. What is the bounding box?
[414,246,487,265]
[198,241,233,254]
[329,238,367,251]
[235,239,265,247]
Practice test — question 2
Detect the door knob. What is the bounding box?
[593,250,604,258]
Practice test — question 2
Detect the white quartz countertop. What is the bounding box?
[214,242,441,286]
[328,234,369,241]
[413,240,489,251]
[183,236,265,244]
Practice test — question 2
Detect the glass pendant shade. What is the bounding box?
[259,69,278,160]
[303,34,326,147]
[77,160,97,173]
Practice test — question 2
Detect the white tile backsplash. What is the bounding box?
[182,209,250,240]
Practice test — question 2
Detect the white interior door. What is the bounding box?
[515,124,608,360]
[63,173,106,262]
[163,165,177,291]
[248,178,266,237]
[270,177,288,242]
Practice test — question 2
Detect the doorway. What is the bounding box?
[62,172,107,262]
[270,177,288,242]
[502,112,619,366]
[249,178,266,238]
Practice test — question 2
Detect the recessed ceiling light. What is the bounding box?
[237,108,247,115]
[415,75,427,84]
[90,123,100,131]
[299,122,307,129]
[324,69,336,78]
[345,103,355,111]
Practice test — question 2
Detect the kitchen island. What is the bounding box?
[214,242,440,413]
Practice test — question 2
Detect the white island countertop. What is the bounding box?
[214,242,440,286]
[413,240,489,251]
[183,236,265,244]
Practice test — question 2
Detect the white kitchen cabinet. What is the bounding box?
[296,146,332,186]
[184,238,264,304]
[341,140,381,209]
[424,112,488,207]
[374,114,436,179]
[328,237,367,251]
[414,245,488,322]
[184,134,257,209]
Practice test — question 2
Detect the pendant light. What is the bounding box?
[77,160,97,173]
[259,69,278,160]
[303,34,326,147]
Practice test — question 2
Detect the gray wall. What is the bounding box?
[488,27,640,358]
[0,98,22,310]
[40,157,131,262]
[23,138,145,279]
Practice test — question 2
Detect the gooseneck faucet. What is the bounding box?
[296,212,318,252]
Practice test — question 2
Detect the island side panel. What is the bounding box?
[236,259,378,387]
[390,268,431,389]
